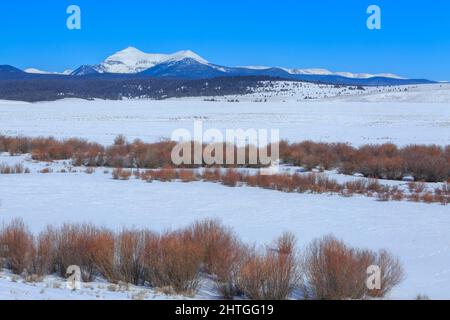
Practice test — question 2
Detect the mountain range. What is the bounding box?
[0,47,435,86]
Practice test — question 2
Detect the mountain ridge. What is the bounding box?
[68,47,409,81]
[0,47,436,86]
[93,47,209,74]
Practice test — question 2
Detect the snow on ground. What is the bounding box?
[0,270,220,300]
[0,271,176,300]
[331,83,450,103]
[0,154,444,192]
[194,82,450,103]
[1,84,449,299]
[0,162,449,299]
[1,85,450,146]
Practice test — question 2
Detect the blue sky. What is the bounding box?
[0,0,449,80]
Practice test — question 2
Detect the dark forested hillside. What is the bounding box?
[0,76,280,102]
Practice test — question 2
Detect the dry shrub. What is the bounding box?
[55,224,100,282]
[314,174,341,193]
[112,168,132,180]
[409,182,427,194]
[301,235,403,300]
[301,236,372,299]
[109,164,446,205]
[177,169,197,183]
[0,218,406,300]
[194,169,444,204]
[296,174,320,193]
[186,220,244,298]
[85,167,95,174]
[127,140,176,169]
[0,219,35,275]
[236,233,298,300]
[434,183,449,205]
[0,163,29,174]
[90,229,117,283]
[0,136,30,155]
[377,192,391,202]
[368,249,404,298]
[345,179,370,195]
[139,170,153,182]
[281,141,449,182]
[391,189,405,201]
[1,134,448,181]
[408,192,421,202]
[143,231,202,295]
[221,170,242,187]
[151,167,177,182]
[132,169,141,179]
[421,192,435,204]
[115,229,147,285]
[33,227,58,276]
[201,168,221,182]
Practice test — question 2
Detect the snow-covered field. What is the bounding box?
[0,156,449,300]
[1,83,449,146]
[0,83,449,300]
[0,270,221,300]
[244,82,450,103]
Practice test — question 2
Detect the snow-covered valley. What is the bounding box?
[0,83,449,300]
[0,157,449,299]
[1,83,450,146]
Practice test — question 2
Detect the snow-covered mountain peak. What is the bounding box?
[25,68,73,75]
[119,46,144,54]
[284,67,404,79]
[239,66,272,70]
[64,46,412,80]
[25,68,52,74]
[168,50,208,64]
[97,47,208,74]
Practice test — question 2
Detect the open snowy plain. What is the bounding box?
[0,83,449,299]
[1,83,449,146]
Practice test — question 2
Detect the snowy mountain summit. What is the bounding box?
[13,46,433,85]
[282,68,405,80]
[25,68,73,75]
[71,46,409,82]
[96,47,209,74]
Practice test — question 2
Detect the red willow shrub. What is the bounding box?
[300,235,404,300]
[177,169,198,183]
[0,220,404,300]
[116,229,148,285]
[280,141,450,182]
[130,168,448,205]
[221,170,242,187]
[34,227,58,277]
[185,220,244,298]
[236,233,299,300]
[89,230,117,283]
[152,166,178,182]
[54,224,101,282]
[0,219,35,275]
[434,183,450,205]
[1,135,448,182]
[369,249,405,298]
[143,230,203,295]
[201,168,222,182]
[112,168,132,180]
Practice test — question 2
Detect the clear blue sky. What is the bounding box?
[0,0,449,80]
